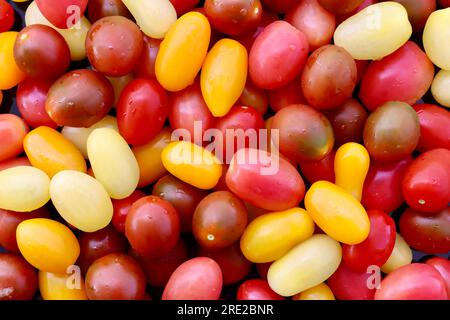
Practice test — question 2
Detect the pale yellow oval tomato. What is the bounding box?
[268,234,342,297]
[156,12,211,92]
[161,141,222,189]
[87,128,139,199]
[334,142,370,201]
[431,69,450,108]
[0,32,26,90]
[16,218,80,274]
[423,8,450,71]
[381,233,413,273]
[0,166,50,212]
[201,39,248,117]
[305,181,370,245]
[240,208,315,263]
[24,126,87,178]
[50,170,113,232]
[39,270,88,300]
[292,283,335,300]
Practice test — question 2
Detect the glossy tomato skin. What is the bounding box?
[35,0,88,29]
[394,0,436,33]
[318,0,364,14]
[111,190,146,234]
[249,21,309,90]
[426,257,450,298]
[327,261,376,300]
[0,114,28,162]
[170,0,200,15]
[237,80,269,115]
[261,0,297,13]
[86,16,144,77]
[77,226,128,274]
[359,42,434,111]
[87,0,132,22]
[16,79,57,129]
[402,148,450,213]
[162,257,223,300]
[14,25,70,80]
[234,11,278,53]
[237,279,284,300]
[0,0,14,33]
[362,157,413,213]
[413,104,450,152]
[134,36,161,80]
[375,263,448,300]
[85,253,146,300]
[343,210,396,272]
[205,0,262,36]
[45,69,114,127]
[268,77,306,112]
[117,79,169,146]
[153,175,207,233]
[193,191,248,249]
[399,206,450,254]
[0,254,38,300]
[299,149,336,184]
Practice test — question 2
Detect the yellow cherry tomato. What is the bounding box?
[107,74,134,106]
[16,218,80,274]
[423,8,450,71]
[431,69,450,108]
[334,2,412,60]
[132,128,171,188]
[381,233,412,274]
[50,170,113,232]
[334,142,370,201]
[87,128,139,200]
[201,39,248,117]
[122,0,177,39]
[268,234,342,297]
[292,283,335,300]
[156,12,211,92]
[25,1,91,61]
[0,32,26,90]
[305,181,370,245]
[0,166,50,212]
[24,126,87,178]
[240,208,315,263]
[161,141,222,189]
[39,271,88,300]
[61,116,118,159]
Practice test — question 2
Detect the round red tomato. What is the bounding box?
[111,190,146,234]
[134,36,161,80]
[0,0,14,33]
[318,0,364,14]
[267,77,306,112]
[299,149,336,184]
[413,104,450,152]
[0,254,37,300]
[237,80,269,115]
[237,279,284,300]
[35,0,88,29]
[170,0,200,15]
[0,114,28,162]
[426,257,450,298]
[87,0,132,23]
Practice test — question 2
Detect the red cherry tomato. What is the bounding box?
[267,77,306,112]
[336,0,377,24]
[134,36,161,80]
[426,257,450,298]
[117,79,169,146]
[237,279,284,300]
[234,11,278,53]
[413,104,450,152]
[237,80,269,115]
[402,148,450,213]
[343,210,396,272]
[0,0,14,33]
[170,0,200,15]
[87,0,132,23]
[35,0,88,29]
[375,263,448,300]
[299,149,336,184]
[261,0,297,13]
[111,190,146,233]
[362,156,413,213]
[0,114,28,162]
[439,0,450,7]
[318,0,364,15]
[0,254,38,300]
[162,257,223,300]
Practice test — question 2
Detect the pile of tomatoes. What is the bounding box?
[0,0,449,301]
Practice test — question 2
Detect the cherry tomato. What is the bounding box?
[0,0,14,33]
[234,11,278,53]
[193,191,248,249]
[299,149,336,184]
[237,80,269,115]
[0,32,26,90]
[162,257,223,300]
[362,157,413,213]
[394,0,436,33]
[87,0,132,23]
[0,114,28,162]
[426,257,450,298]
[267,77,306,112]
[260,0,297,13]
[125,196,180,258]
[375,263,448,300]
[111,190,146,234]
[35,0,88,29]
[85,253,146,300]
[39,271,88,300]
[250,21,308,90]
[402,148,450,213]
[153,175,207,233]
[237,279,284,300]
[134,36,161,80]
[170,0,200,15]
[381,233,413,274]
[319,0,364,14]
[0,254,37,300]
[117,79,169,146]
[439,0,450,7]
[46,69,114,127]
[399,206,450,254]
[413,104,450,152]
[336,0,377,24]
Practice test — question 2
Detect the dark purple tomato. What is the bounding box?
[0,254,37,300]
[133,36,161,80]
[87,0,132,22]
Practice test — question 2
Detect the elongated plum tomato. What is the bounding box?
[0,254,37,300]
[381,233,413,274]
[362,157,413,213]
[14,25,70,79]
[359,42,434,111]
[226,148,305,211]
[319,0,363,14]
[375,263,448,300]
[111,190,146,233]
[363,101,420,162]
[35,0,88,29]
[413,104,450,152]
[117,79,168,146]
[299,149,335,184]
[271,104,334,162]
[343,210,396,272]
[193,191,247,249]
[162,257,223,300]
[249,21,308,90]
[0,114,28,162]
[125,196,180,258]
[39,271,87,300]
[0,0,14,33]
[423,7,450,70]
[237,279,284,300]
[426,257,450,298]
[87,0,132,23]
[402,148,450,213]
[86,16,143,77]
[45,69,114,128]
[399,206,450,254]
[301,45,357,110]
